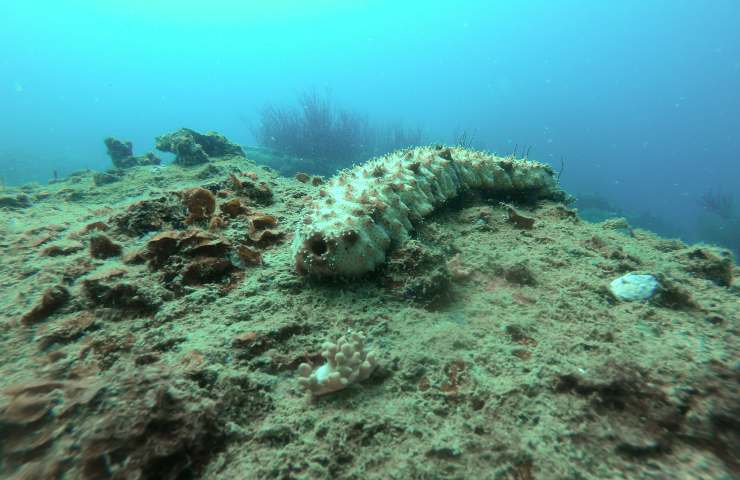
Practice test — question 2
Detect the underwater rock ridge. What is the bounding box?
[155,128,245,166]
[292,145,566,277]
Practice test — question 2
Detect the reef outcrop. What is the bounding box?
[104,137,161,169]
[155,128,244,166]
[293,146,566,277]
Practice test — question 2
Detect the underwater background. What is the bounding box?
[3,1,740,230]
[2,1,739,256]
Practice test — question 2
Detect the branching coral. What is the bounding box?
[297,333,377,396]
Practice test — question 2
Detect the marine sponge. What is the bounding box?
[293,145,564,276]
[297,333,377,396]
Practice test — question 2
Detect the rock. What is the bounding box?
[111,196,187,236]
[609,273,659,301]
[36,312,96,349]
[229,174,273,205]
[677,247,734,287]
[653,276,699,310]
[41,242,84,257]
[104,137,161,169]
[93,170,124,186]
[104,137,133,166]
[0,194,31,209]
[503,203,535,229]
[21,285,71,325]
[89,234,123,259]
[384,240,453,309]
[155,128,244,166]
[136,152,162,166]
[504,262,537,286]
[82,280,161,314]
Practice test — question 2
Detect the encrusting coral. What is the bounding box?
[292,145,565,277]
[297,333,377,396]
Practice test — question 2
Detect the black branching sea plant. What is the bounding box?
[698,190,735,221]
[254,90,422,172]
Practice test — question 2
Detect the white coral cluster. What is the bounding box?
[293,145,562,277]
[297,333,377,396]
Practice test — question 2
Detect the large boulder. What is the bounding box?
[155,128,244,166]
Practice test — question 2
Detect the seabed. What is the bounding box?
[0,144,737,479]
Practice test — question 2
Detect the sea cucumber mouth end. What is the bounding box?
[296,233,333,275]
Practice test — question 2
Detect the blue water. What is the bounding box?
[2,1,739,251]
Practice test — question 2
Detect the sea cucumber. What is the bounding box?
[293,145,564,277]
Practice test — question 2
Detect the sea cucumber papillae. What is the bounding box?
[293,146,565,276]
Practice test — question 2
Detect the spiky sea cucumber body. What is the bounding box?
[293,146,563,277]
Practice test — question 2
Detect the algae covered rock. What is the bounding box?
[676,246,734,287]
[384,239,453,308]
[93,169,124,186]
[104,137,161,169]
[0,193,31,209]
[155,128,244,166]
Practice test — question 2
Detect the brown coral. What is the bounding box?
[145,230,240,289]
[181,257,233,286]
[208,215,227,231]
[220,198,249,217]
[250,213,278,231]
[0,370,224,480]
[295,172,310,183]
[501,202,535,229]
[0,379,103,477]
[248,229,285,248]
[236,245,262,266]
[147,231,181,267]
[184,187,216,224]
